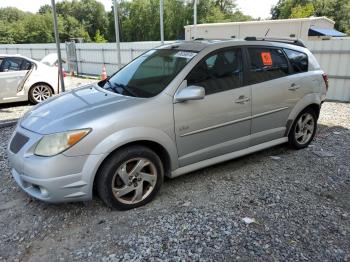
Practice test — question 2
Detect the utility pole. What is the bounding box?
[113,0,122,69]
[51,0,65,92]
[160,0,164,45]
[193,0,197,39]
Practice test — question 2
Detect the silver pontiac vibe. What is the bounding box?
[7,39,328,209]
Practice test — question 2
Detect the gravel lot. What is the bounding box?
[0,102,349,261]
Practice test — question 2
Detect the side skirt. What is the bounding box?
[169,137,288,178]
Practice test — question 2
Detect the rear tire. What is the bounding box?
[288,108,317,149]
[96,145,164,210]
[29,83,53,104]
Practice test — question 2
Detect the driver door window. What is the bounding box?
[187,48,243,95]
[174,47,251,166]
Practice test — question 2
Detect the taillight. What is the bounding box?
[322,73,329,91]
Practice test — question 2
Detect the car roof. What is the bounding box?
[158,39,238,52]
[158,38,308,52]
[0,54,39,64]
[0,54,23,58]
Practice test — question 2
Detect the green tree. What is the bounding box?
[215,0,236,14]
[318,0,350,33]
[56,0,108,40]
[0,23,15,44]
[164,0,192,40]
[59,15,91,42]
[93,29,107,42]
[290,3,314,18]
[0,7,29,23]
[20,13,56,43]
[38,4,52,14]
[271,0,350,34]
[115,0,161,42]
[0,0,257,44]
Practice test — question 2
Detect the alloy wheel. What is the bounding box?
[294,112,315,145]
[111,158,157,205]
[31,85,51,103]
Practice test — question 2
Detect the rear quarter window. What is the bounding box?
[247,47,289,85]
[21,60,33,70]
[284,49,308,73]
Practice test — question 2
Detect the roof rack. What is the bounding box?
[244,37,306,47]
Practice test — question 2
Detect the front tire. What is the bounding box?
[288,108,317,149]
[96,145,164,210]
[29,83,53,104]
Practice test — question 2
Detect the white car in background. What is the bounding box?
[0,53,63,104]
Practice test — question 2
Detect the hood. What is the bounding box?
[21,84,142,134]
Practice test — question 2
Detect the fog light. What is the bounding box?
[39,187,49,197]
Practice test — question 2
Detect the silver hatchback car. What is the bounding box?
[7,38,328,209]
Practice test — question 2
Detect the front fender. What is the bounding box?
[82,127,179,197]
[90,126,179,170]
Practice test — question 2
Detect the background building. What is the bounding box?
[185,17,346,41]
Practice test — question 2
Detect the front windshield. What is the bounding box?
[99,49,197,98]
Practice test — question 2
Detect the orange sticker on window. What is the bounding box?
[261,52,273,66]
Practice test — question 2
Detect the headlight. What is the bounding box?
[34,129,91,156]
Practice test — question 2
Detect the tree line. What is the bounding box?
[0,0,251,44]
[0,0,348,44]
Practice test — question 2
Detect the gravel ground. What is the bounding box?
[0,102,349,261]
[0,77,97,122]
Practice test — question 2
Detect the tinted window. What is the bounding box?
[21,60,32,70]
[284,49,308,73]
[187,48,243,95]
[101,49,195,98]
[1,57,23,72]
[247,48,289,85]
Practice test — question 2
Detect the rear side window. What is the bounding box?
[0,57,23,72]
[187,48,243,95]
[247,47,289,85]
[284,49,308,73]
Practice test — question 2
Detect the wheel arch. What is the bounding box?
[286,94,321,136]
[91,139,173,196]
[306,103,321,119]
[29,82,55,95]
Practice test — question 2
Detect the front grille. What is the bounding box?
[10,132,29,154]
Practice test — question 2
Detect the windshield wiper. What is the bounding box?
[113,83,137,97]
[104,79,115,91]
[103,79,137,97]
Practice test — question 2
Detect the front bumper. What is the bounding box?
[7,125,104,203]
[11,168,89,203]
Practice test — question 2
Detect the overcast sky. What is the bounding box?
[0,0,278,19]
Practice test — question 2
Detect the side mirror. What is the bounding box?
[175,85,205,102]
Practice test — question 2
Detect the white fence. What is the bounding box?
[305,38,350,102]
[0,39,349,102]
[0,41,173,76]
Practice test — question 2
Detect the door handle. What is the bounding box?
[235,95,250,104]
[288,83,301,91]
